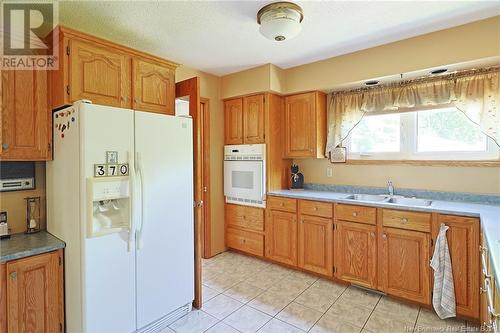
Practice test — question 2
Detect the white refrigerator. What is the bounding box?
[47,101,194,333]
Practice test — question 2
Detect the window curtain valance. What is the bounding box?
[325,68,500,155]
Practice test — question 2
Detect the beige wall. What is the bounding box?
[220,16,500,196]
[284,16,500,93]
[221,64,274,99]
[0,162,47,234]
[176,65,225,255]
[296,159,500,195]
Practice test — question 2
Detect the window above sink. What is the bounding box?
[347,106,499,161]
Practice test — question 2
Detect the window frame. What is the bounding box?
[346,106,499,161]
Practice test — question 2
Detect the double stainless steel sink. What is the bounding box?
[343,194,432,207]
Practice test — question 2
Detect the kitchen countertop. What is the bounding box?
[0,231,65,263]
[268,189,500,292]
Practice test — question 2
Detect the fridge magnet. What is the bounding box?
[106,151,119,164]
[330,146,347,163]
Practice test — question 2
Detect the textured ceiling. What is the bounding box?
[59,1,500,76]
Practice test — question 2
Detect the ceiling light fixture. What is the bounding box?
[257,2,304,42]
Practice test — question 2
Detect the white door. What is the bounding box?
[135,111,195,329]
[80,103,136,333]
[223,160,264,201]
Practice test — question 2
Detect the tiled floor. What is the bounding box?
[166,251,480,333]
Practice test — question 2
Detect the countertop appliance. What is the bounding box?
[0,162,35,192]
[47,101,194,333]
[224,144,266,208]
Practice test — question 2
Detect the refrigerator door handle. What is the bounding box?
[128,151,137,252]
[136,152,145,250]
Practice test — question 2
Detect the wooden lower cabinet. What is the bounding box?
[225,204,264,232]
[266,210,297,266]
[435,215,480,319]
[379,227,431,305]
[3,250,64,333]
[298,214,332,276]
[334,221,377,288]
[226,228,264,257]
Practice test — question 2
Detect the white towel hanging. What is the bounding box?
[430,223,456,319]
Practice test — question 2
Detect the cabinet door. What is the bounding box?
[7,251,64,333]
[266,210,297,266]
[334,221,377,288]
[1,70,50,160]
[133,58,175,114]
[284,92,316,158]
[69,38,131,108]
[379,227,431,305]
[224,98,243,144]
[298,214,332,276]
[243,94,265,144]
[436,215,480,319]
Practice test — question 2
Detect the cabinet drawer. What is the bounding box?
[335,204,376,225]
[299,200,332,218]
[267,196,297,212]
[225,204,264,231]
[226,228,264,257]
[382,209,431,232]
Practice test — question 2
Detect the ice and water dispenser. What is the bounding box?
[88,177,131,237]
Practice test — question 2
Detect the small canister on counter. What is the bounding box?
[25,196,41,234]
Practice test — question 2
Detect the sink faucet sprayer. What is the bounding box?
[387,181,394,196]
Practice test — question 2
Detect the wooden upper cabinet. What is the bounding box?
[69,38,131,108]
[133,58,175,115]
[334,221,377,288]
[284,91,326,158]
[1,70,51,160]
[243,94,265,144]
[266,209,297,266]
[51,27,178,111]
[224,98,244,144]
[435,215,480,319]
[6,250,64,333]
[298,214,333,276]
[379,227,431,305]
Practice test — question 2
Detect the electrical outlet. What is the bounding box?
[326,167,333,178]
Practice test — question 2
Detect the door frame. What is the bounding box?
[200,97,212,259]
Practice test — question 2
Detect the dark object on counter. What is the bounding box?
[290,164,304,190]
[0,211,10,239]
[25,197,41,234]
[0,161,35,192]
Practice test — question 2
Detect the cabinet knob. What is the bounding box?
[401,218,408,223]
[313,207,318,211]
[242,215,246,220]
[352,212,358,217]
[370,232,375,238]
[2,143,9,150]
[382,234,387,239]
[10,271,16,280]
[280,202,284,206]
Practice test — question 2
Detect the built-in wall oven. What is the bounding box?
[224,144,266,208]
